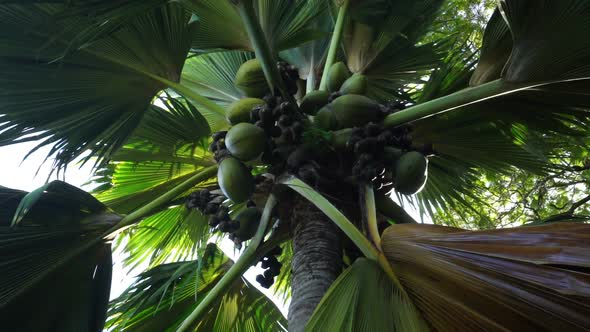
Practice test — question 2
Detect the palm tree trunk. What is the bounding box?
[288,198,342,332]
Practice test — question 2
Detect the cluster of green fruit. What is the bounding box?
[215,59,307,205]
[213,58,432,206]
[255,246,282,289]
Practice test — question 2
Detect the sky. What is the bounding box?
[2,142,424,317]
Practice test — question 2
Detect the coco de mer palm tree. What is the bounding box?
[0,0,589,331]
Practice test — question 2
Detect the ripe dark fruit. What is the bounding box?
[204,202,219,214]
[212,131,227,141]
[268,246,282,256]
[268,264,281,276]
[256,274,266,284]
[232,207,262,241]
[364,122,382,137]
[208,216,220,227]
[218,157,255,203]
[287,146,315,171]
[263,269,274,279]
[225,123,267,161]
[394,151,428,195]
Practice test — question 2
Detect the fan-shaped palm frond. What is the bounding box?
[0,3,198,169]
[180,51,253,129]
[107,244,287,332]
[306,258,427,332]
[117,206,211,270]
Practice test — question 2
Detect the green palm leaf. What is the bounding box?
[107,244,287,332]
[180,51,253,130]
[306,258,427,332]
[118,206,211,270]
[0,3,196,168]
[188,0,328,54]
[0,182,120,332]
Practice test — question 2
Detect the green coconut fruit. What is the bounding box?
[340,73,368,95]
[227,98,265,125]
[225,123,267,161]
[235,59,268,98]
[218,157,255,203]
[331,94,381,128]
[233,207,262,241]
[327,62,351,92]
[394,151,428,195]
[300,90,330,115]
[314,106,338,130]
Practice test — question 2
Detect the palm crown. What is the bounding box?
[1,0,590,331]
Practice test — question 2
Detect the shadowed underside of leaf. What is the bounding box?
[0,3,195,168]
[382,223,590,332]
[0,182,120,332]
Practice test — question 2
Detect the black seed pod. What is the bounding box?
[208,215,220,227]
[212,131,227,141]
[204,202,219,214]
[270,126,282,137]
[365,123,382,137]
[278,115,292,127]
[377,131,394,144]
[291,122,304,136]
[269,263,281,276]
[263,269,274,279]
[268,246,282,256]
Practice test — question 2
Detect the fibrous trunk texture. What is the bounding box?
[288,198,342,332]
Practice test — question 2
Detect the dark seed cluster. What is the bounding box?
[348,122,413,187]
[186,189,243,239]
[251,96,306,176]
[255,246,282,289]
[209,131,230,162]
[277,61,299,96]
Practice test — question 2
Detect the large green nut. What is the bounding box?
[327,62,351,92]
[233,207,261,241]
[331,94,381,128]
[314,106,338,130]
[227,98,265,125]
[394,151,428,195]
[235,59,268,98]
[225,123,267,161]
[340,73,368,95]
[300,90,330,115]
[218,157,255,203]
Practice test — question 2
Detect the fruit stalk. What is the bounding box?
[383,79,507,127]
[236,0,298,107]
[363,184,381,250]
[118,165,219,228]
[177,194,279,332]
[319,0,350,91]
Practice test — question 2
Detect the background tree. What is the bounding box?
[0,0,589,331]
